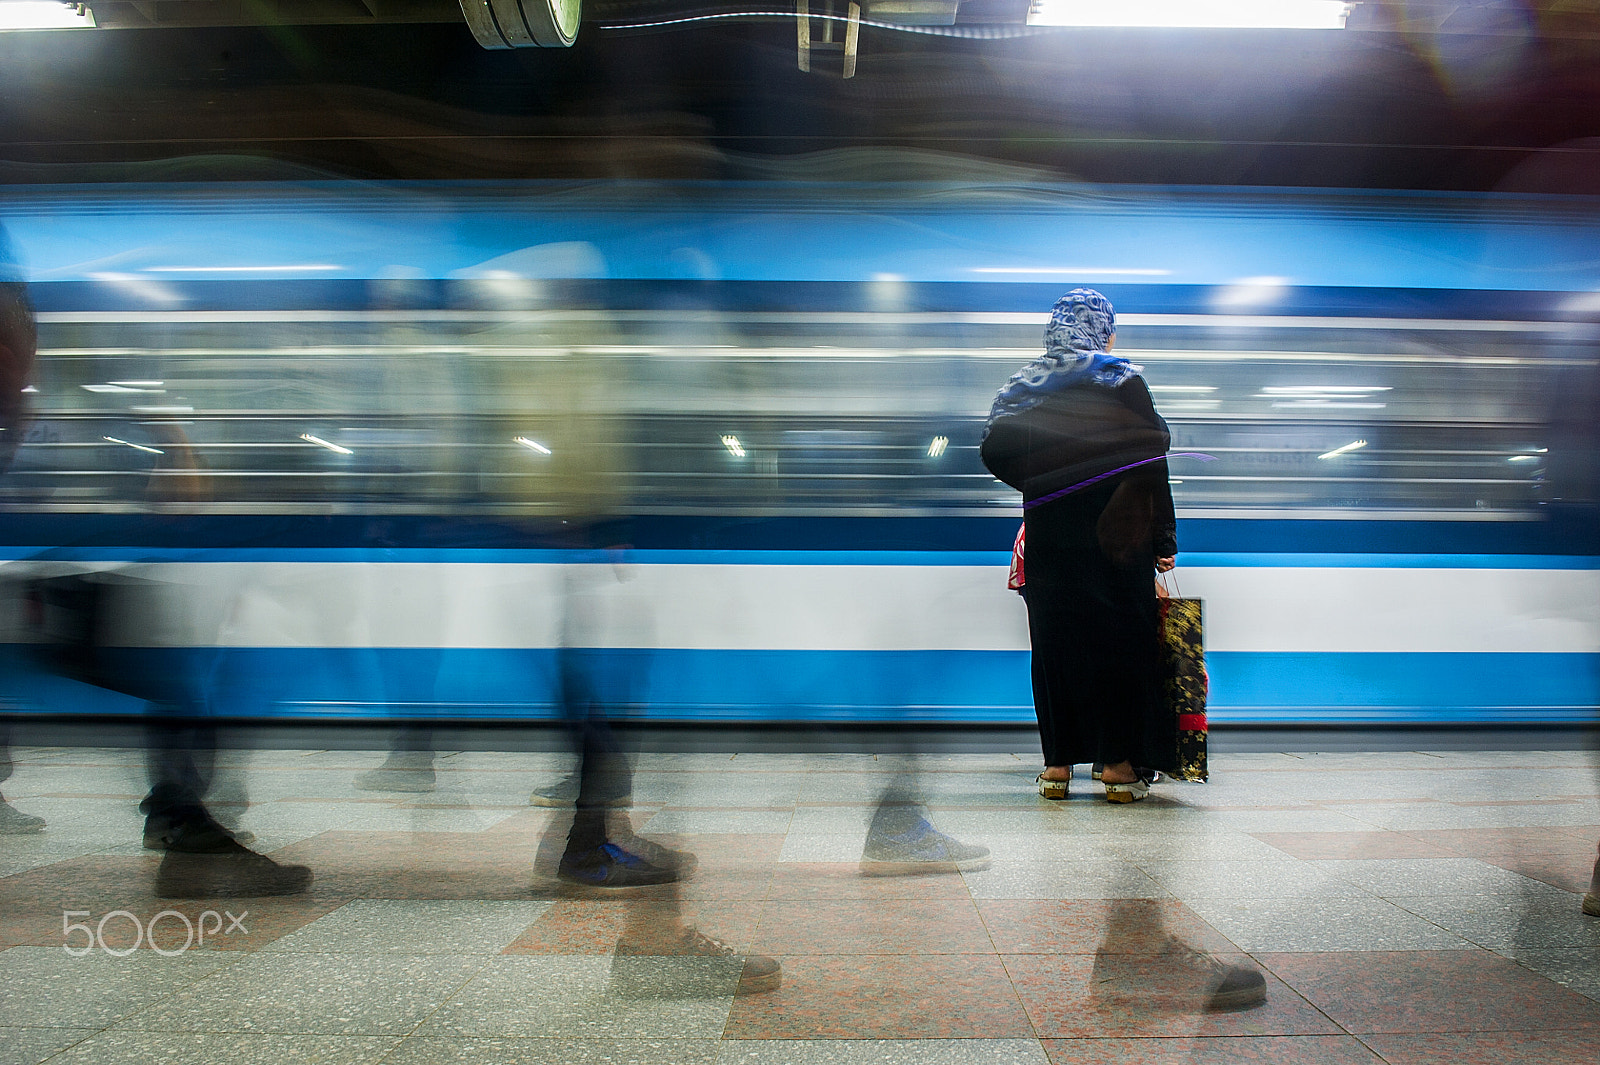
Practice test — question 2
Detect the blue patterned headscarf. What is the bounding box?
[984,289,1138,437]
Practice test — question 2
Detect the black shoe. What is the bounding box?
[611,928,781,998]
[1584,892,1599,918]
[1204,959,1268,1012]
[556,841,686,891]
[0,798,45,835]
[1091,941,1267,1013]
[144,817,254,851]
[608,830,699,879]
[155,838,313,898]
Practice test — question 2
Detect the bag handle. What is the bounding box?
[1155,568,1183,600]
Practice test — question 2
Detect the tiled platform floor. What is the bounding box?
[1,745,1598,1064]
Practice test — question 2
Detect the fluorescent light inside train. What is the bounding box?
[927,436,949,458]
[1027,1,1352,29]
[301,434,353,455]
[721,435,746,458]
[0,2,95,30]
[82,383,164,394]
[103,436,163,455]
[1317,440,1367,460]
[514,436,552,455]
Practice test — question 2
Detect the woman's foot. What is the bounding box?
[1099,761,1139,785]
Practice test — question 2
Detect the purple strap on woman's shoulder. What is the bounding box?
[1022,453,1215,511]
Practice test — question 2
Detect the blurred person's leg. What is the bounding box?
[859,723,989,875]
[1090,898,1265,1013]
[355,647,444,793]
[553,646,687,888]
[136,647,311,897]
[0,720,45,834]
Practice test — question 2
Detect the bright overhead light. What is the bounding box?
[82,383,165,394]
[1027,0,1352,29]
[720,435,746,458]
[971,267,1172,276]
[110,380,164,387]
[1260,386,1391,395]
[1317,439,1367,460]
[301,433,353,455]
[103,436,163,455]
[143,264,343,273]
[514,436,552,455]
[927,435,949,458]
[0,2,96,30]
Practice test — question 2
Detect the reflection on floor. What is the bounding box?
[1,746,1598,1064]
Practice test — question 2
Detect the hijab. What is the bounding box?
[983,288,1138,438]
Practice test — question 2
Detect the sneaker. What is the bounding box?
[610,830,699,879]
[529,774,630,808]
[155,837,313,898]
[860,818,991,876]
[144,817,254,850]
[1091,940,1266,1013]
[557,840,685,891]
[611,928,782,997]
[1584,892,1599,918]
[0,798,45,835]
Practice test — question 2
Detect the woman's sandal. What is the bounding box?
[1103,769,1156,804]
[1036,774,1069,800]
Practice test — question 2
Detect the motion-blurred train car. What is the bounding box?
[0,181,1596,725]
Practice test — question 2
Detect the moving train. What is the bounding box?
[0,180,1597,725]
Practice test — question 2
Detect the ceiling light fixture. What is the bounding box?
[1027,0,1352,29]
[514,436,552,455]
[927,436,949,458]
[721,435,746,458]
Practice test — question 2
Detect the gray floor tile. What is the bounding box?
[0,1028,96,1065]
[1501,948,1600,1002]
[1104,832,1300,863]
[116,952,489,1036]
[1136,859,1375,900]
[716,1039,1051,1065]
[420,956,734,1039]
[640,810,795,835]
[962,860,1166,900]
[385,1036,721,1065]
[0,947,234,1029]
[1390,892,1600,950]
[1204,809,1391,833]
[1308,858,1550,897]
[1182,896,1478,952]
[261,900,551,955]
[40,1031,400,1064]
[342,807,521,834]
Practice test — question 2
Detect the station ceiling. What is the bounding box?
[0,0,1596,191]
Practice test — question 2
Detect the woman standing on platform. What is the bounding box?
[982,289,1176,803]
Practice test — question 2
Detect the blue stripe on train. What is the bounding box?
[5,647,1596,726]
[0,513,1596,558]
